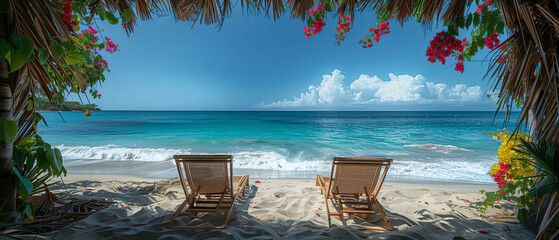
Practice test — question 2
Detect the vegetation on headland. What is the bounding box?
[35,97,100,112]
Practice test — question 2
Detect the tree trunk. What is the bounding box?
[524,104,543,232]
[528,105,540,143]
[0,62,15,218]
[0,1,15,220]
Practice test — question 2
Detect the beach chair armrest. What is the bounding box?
[316,175,329,196]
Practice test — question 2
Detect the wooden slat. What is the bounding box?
[341,209,376,214]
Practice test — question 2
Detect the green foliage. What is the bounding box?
[12,133,67,219]
[513,139,559,199]
[49,40,64,58]
[105,12,119,25]
[12,166,33,202]
[121,9,132,24]
[0,119,18,144]
[513,139,559,238]
[477,130,535,223]
[37,48,49,65]
[11,34,34,60]
[1,34,35,73]
[64,48,82,65]
[3,0,128,221]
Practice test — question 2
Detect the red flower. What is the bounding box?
[60,0,78,31]
[335,15,352,45]
[476,0,492,13]
[484,30,500,50]
[426,30,466,66]
[303,27,312,38]
[359,21,390,48]
[311,19,326,35]
[454,62,464,73]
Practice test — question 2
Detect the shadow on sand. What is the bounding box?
[12,180,532,240]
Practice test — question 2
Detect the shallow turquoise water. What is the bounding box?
[39,111,518,182]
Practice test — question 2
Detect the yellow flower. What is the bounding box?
[488,164,500,175]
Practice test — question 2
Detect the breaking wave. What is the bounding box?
[57,144,493,182]
[404,144,470,153]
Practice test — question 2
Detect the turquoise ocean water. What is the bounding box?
[39,111,518,183]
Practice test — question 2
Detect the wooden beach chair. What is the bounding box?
[316,157,393,231]
[169,155,249,229]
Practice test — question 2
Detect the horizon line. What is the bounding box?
[79,109,516,112]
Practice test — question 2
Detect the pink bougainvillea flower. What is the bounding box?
[311,19,326,35]
[475,4,484,14]
[303,27,312,38]
[454,62,464,73]
[426,30,465,66]
[360,21,389,48]
[484,31,500,50]
[306,4,324,17]
[335,15,352,45]
[476,0,492,13]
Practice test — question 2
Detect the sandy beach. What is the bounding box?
[8,173,534,240]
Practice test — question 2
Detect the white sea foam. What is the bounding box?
[404,144,471,153]
[57,145,330,171]
[57,145,191,163]
[233,151,330,171]
[57,145,493,182]
[389,160,493,182]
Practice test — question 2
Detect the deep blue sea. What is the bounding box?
[39,111,518,183]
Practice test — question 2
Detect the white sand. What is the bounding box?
[19,174,534,239]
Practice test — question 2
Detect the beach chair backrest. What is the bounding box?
[329,157,392,197]
[173,155,233,196]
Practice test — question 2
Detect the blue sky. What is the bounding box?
[88,9,498,111]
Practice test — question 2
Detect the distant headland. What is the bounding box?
[36,97,100,111]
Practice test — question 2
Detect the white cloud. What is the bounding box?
[263,69,350,107]
[259,69,487,108]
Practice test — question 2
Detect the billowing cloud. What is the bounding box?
[263,69,350,107]
[258,69,487,108]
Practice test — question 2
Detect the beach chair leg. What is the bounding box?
[222,195,238,228]
[373,198,392,231]
[324,195,332,227]
[169,199,189,228]
[244,176,249,196]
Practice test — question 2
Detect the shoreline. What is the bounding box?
[63,162,496,185]
[62,159,495,185]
